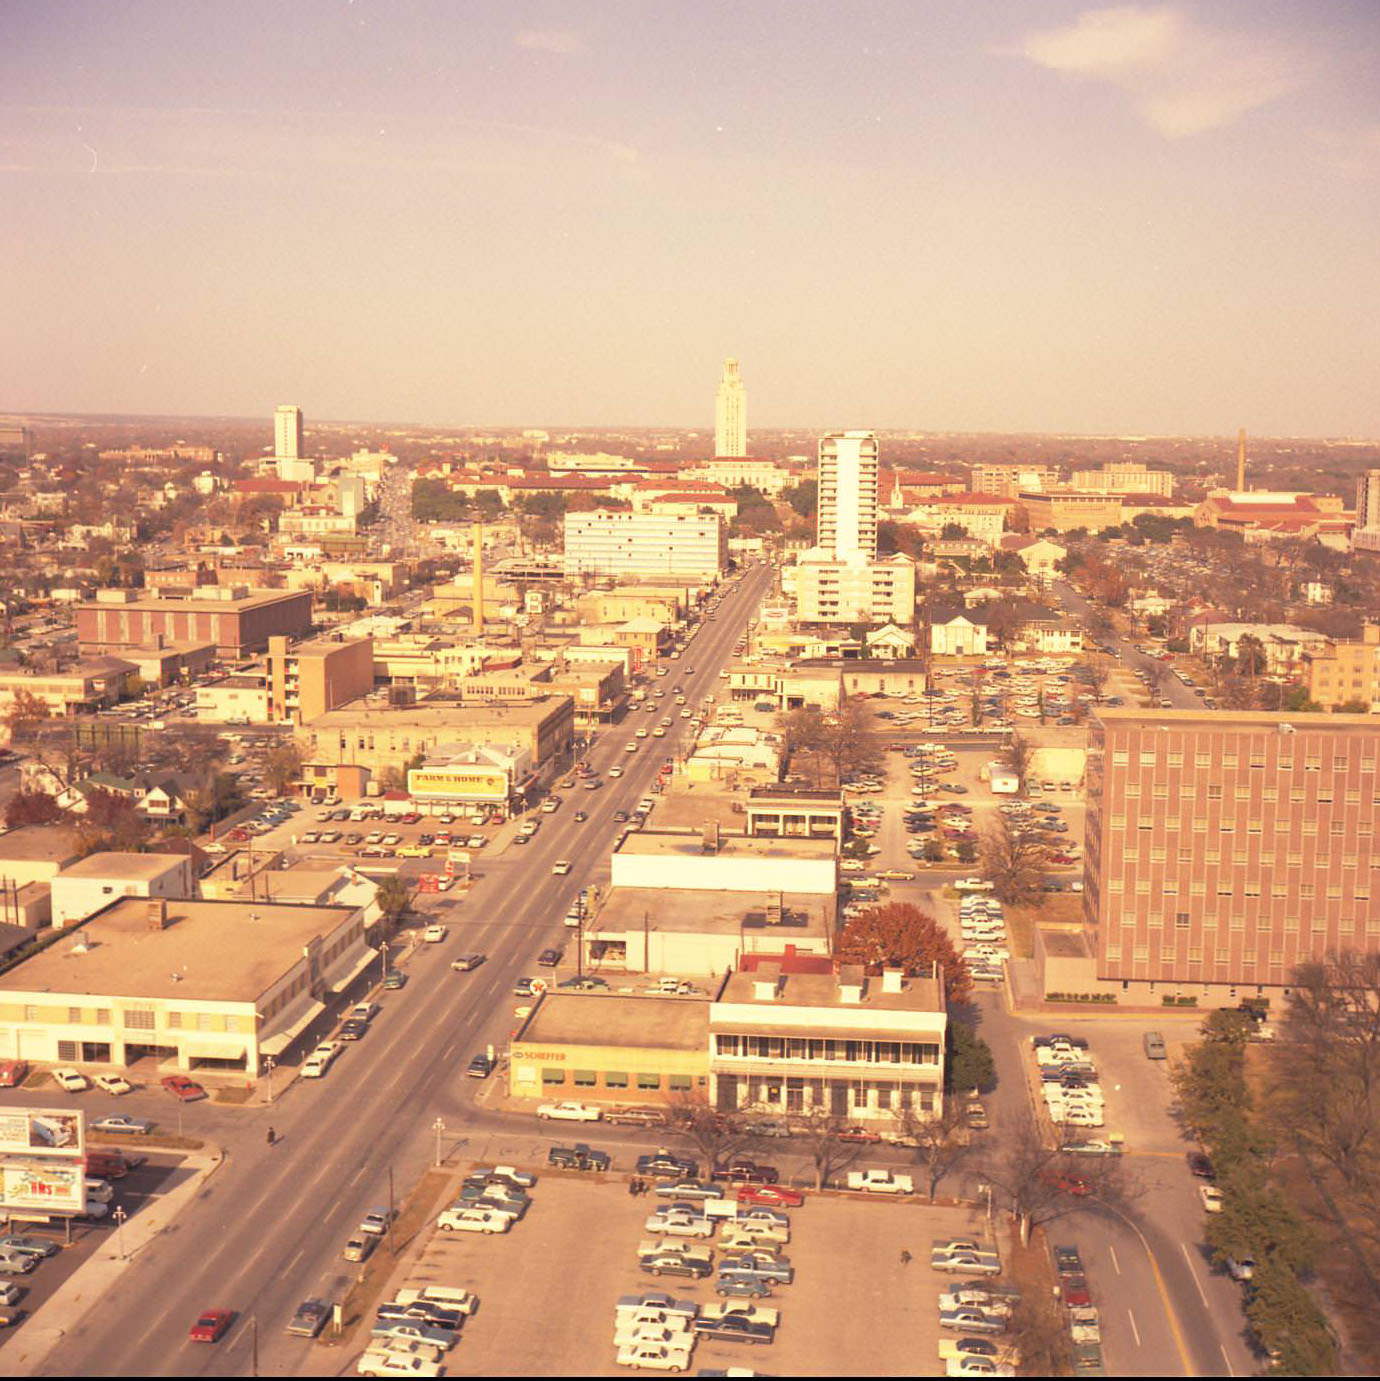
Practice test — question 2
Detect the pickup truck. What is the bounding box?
[547,1143,610,1172]
[846,1168,914,1195]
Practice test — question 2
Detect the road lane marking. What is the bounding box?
[1109,1243,1120,1274]
[1128,1308,1141,1346]
[1180,1241,1211,1309]
[1220,1344,1235,1376]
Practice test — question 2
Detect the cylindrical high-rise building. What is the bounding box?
[274,404,304,461]
[715,358,747,457]
[816,431,880,562]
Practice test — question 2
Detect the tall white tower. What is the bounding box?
[817,431,880,562]
[715,358,747,457]
[1357,470,1380,530]
[274,405,304,461]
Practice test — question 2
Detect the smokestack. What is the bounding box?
[1236,428,1247,492]
[473,520,484,636]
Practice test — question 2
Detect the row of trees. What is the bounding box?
[776,701,881,788]
[1173,1009,1338,1372]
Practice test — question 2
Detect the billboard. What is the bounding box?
[0,1106,86,1216]
[1,1157,85,1214]
[0,1107,84,1158]
[408,767,509,803]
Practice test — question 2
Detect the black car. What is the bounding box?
[557,975,609,991]
[613,810,629,822]
[548,1142,611,1171]
[338,1019,368,1041]
[1187,1151,1215,1180]
[537,947,562,967]
[692,1316,775,1345]
[467,1053,495,1079]
[637,1150,698,1178]
[573,811,588,822]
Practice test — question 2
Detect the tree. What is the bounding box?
[3,791,68,829]
[374,875,413,934]
[1001,730,1034,792]
[947,1023,996,1094]
[787,1106,867,1190]
[73,787,149,856]
[3,687,49,743]
[837,902,972,1006]
[1003,1286,1072,1377]
[1235,634,1267,678]
[979,815,1048,906]
[1243,1257,1339,1376]
[664,1091,754,1171]
[895,1100,975,1202]
[818,697,880,786]
[781,479,817,518]
[263,742,303,796]
[1082,655,1112,703]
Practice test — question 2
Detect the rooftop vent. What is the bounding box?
[145,899,169,930]
[752,960,781,1003]
[838,963,865,1005]
[881,966,904,994]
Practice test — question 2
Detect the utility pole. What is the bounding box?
[387,1165,396,1255]
[251,1316,259,1377]
[433,1116,445,1167]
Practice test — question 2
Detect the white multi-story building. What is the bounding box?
[562,511,727,579]
[715,358,748,457]
[680,457,791,496]
[1070,462,1174,497]
[817,431,879,561]
[1353,470,1380,554]
[794,550,915,625]
[709,962,948,1121]
[274,404,304,460]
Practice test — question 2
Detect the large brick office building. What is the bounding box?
[77,588,313,659]
[1074,709,1380,1003]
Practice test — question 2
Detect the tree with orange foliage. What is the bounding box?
[837,901,972,1006]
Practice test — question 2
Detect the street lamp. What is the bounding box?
[433,1116,445,1167]
[264,1055,276,1104]
[112,1204,128,1260]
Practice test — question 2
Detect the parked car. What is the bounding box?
[93,1073,134,1095]
[52,1068,90,1093]
[286,1298,331,1338]
[161,1074,207,1102]
[466,1053,495,1079]
[90,1114,154,1135]
[547,1143,611,1171]
[536,1101,601,1122]
[638,1150,698,1178]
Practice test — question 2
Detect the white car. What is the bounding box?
[93,1073,133,1095]
[423,924,447,943]
[1199,1184,1224,1213]
[536,1100,602,1122]
[301,1042,342,1078]
[609,766,624,778]
[552,860,572,876]
[53,1067,90,1093]
[357,1347,443,1377]
[436,1206,511,1234]
[615,1342,693,1372]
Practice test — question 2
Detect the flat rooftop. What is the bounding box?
[88,589,304,612]
[312,697,564,728]
[615,832,837,864]
[56,852,188,881]
[0,826,80,865]
[593,886,832,939]
[1040,929,1092,959]
[717,967,944,1016]
[644,788,744,834]
[516,992,709,1050]
[1094,708,1380,733]
[3,897,355,1002]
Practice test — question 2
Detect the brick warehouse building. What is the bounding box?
[1066,709,1380,1004]
[77,588,313,660]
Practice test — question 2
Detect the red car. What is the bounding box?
[1062,1274,1093,1308]
[736,1184,805,1209]
[1041,1171,1091,1196]
[0,1060,28,1089]
[189,1309,233,1343]
[837,1126,883,1144]
[161,1075,207,1102]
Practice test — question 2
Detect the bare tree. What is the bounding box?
[787,1106,868,1190]
[1081,655,1112,703]
[1001,730,1034,793]
[264,742,304,796]
[895,1102,976,1202]
[1004,1286,1072,1377]
[665,1092,755,1172]
[979,815,1048,907]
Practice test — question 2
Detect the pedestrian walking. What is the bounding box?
[628,1178,638,1197]
[266,1125,276,1146]
[899,1249,912,1266]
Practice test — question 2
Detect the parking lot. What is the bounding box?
[378,1168,992,1376]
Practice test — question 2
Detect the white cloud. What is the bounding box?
[514,28,585,56]
[1021,5,1311,138]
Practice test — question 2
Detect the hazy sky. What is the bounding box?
[2,1,1378,437]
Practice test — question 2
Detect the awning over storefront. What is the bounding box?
[328,946,379,994]
[259,1000,326,1057]
[184,1042,246,1061]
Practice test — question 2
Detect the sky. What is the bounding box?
[2,0,1378,438]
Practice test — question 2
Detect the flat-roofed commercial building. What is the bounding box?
[0,825,82,893]
[267,635,374,723]
[299,695,574,786]
[745,787,846,846]
[583,885,833,977]
[611,831,837,896]
[1070,462,1174,497]
[709,961,948,1122]
[50,852,194,929]
[1083,709,1380,999]
[195,674,271,724]
[0,895,374,1075]
[0,659,138,717]
[76,587,312,659]
[509,993,710,1106]
[1017,490,1124,534]
[563,511,727,579]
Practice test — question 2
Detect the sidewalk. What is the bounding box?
[0,1147,225,1374]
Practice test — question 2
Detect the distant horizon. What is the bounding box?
[4,408,1377,447]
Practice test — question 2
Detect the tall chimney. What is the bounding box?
[473,520,484,636]
[1236,428,1247,492]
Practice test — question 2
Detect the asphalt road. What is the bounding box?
[35,562,773,1378]
[1051,580,1202,710]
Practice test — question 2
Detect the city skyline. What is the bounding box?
[2,1,1378,437]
